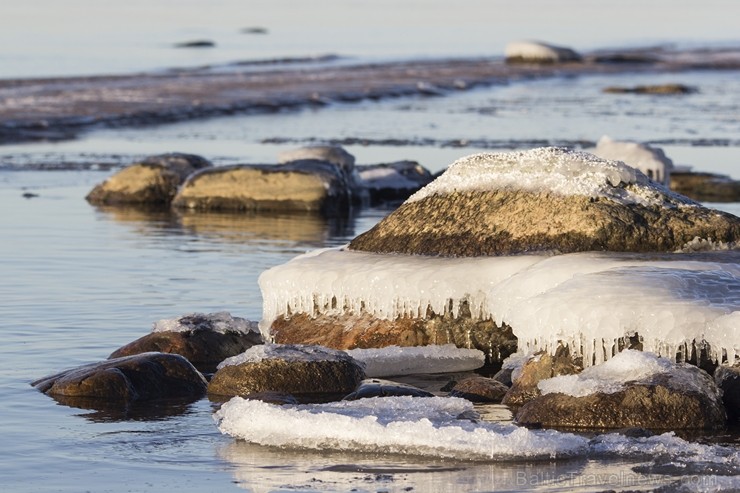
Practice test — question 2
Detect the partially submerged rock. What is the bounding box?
[86,153,212,206]
[603,83,697,95]
[207,344,365,401]
[32,353,208,404]
[515,350,726,430]
[356,160,434,206]
[171,160,355,215]
[349,148,740,256]
[110,312,263,373]
[343,378,433,400]
[505,41,581,64]
[670,171,740,203]
[278,145,356,173]
[449,376,509,403]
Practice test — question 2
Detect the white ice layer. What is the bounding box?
[406,147,693,207]
[152,311,258,335]
[259,248,740,366]
[215,396,588,460]
[538,350,673,397]
[215,395,740,466]
[217,343,355,370]
[346,344,485,377]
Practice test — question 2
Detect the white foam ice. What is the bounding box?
[538,350,673,397]
[406,147,692,207]
[345,344,485,378]
[217,343,356,370]
[259,248,740,366]
[152,311,258,335]
[215,395,588,460]
[215,395,740,468]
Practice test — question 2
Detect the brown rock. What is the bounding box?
[516,367,726,430]
[603,83,697,95]
[207,344,365,402]
[670,171,740,203]
[32,352,208,403]
[109,312,263,373]
[502,348,581,407]
[172,160,354,215]
[449,376,509,403]
[348,148,740,257]
[85,153,212,206]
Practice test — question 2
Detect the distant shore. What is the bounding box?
[1,45,739,145]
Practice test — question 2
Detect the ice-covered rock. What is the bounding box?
[505,41,581,64]
[588,136,674,186]
[278,145,356,173]
[343,378,433,400]
[109,312,263,373]
[515,351,726,430]
[449,376,509,403]
[207,344,365,401]
[349,147,740,256]
[171,160,355,215]
[32,352,207,405]
[345,344,485,377]
[86,152,212,206]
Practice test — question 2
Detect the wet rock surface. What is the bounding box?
[343,378,434,400]
[502,349,582,407]
[86,153,212,206]
[32,353,208,404]
[207,344,366,401]
[448,376,509,403]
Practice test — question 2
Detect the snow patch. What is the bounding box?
[406,147,692,207]
[153,311,258,335]
[346,344,485,377]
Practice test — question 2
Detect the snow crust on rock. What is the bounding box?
[345,344,485,378]
[504,41,581,62]
[153,311,258,335]
[215,395,588,460]
[588,136,674,184]
[259,248,740,366]
[538,350,674,397]
[217,343,356,370]
[406,147,692,207]
[215,394,740,466]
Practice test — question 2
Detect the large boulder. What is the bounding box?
[171,160,355,215]
[670,171,740,203]
[32,352,208,404]
[207,344,365,402]
[515,350,726,430]
[109,312,263,373]
[349,148,740,257]
[505,41,582,64]
[86,153,212,206]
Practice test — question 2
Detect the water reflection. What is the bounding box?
[46,394,203,423]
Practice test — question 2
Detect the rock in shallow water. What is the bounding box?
[343,378,434,400]
[32,352,208,404]
[449,376,509,403]
[207,344,365,402]
[85,153,212,206]
[349,147,740,256]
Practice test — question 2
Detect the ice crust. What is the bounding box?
[345,344,485,377]
[217,343,356,370]
[152,311,258,335]
[259,248,740,366]
[538,350,674,397]
[406,147,691,207]
[215,395,740,466]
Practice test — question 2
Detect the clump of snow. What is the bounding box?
[215,395,588,460]
[259,248,740,367]
[217,343,357,370]
[153,311,258,335]
[346,344,484,378]
[406,147,692,207]
[588,136,674,186]
[538,350,673,397]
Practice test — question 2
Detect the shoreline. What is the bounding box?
[2,45,740,145]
